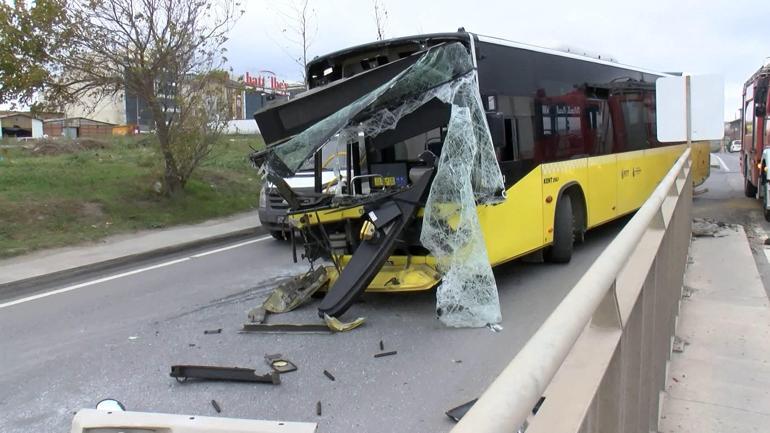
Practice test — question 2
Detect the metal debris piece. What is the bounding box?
[323,314,366,332]
[241,323,332,334]
[379,340,384,351]
[323,370,335,381]
[211,399,221,413]
[263,267,329,314]
[128,336,139,341]
[265,353,297,374]
[374,351,397,358]
[446,399,478,422]
[532,396,545,414]
[170,365,280,385]
[487,323,503,333]
[204,328,222,334]
[316,401,322,416]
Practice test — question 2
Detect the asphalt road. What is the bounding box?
[695,150,770,298]
[0,204,629,433]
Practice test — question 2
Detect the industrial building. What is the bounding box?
[0,113,44,138]
[43,117,115,138]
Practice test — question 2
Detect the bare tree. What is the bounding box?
[4,0,243,195]
[373,0,388,41]
[276,0,317,85]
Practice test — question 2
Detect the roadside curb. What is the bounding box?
[0,225,268,299]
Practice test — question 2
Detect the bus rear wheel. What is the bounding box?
[745,177,758,198]
[546,195,574,263]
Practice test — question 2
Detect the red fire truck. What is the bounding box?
[740,62,770,219]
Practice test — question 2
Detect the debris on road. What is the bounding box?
[170,365,280,385]
[379,340,384,351]
[374,351,397,358]
[693,187,709,196]
[323,314,365,332]
[316,401,322,416]
[265,353,297,374]
[323,370,335,381]
[203,328,222,334]
[692,218,734,237]
[487,323,503,332]
[262,267,329,314]
[247,306,266,324]
[241,323,333,334]
[445,398,478,422]
[211,399,222,413]
[128,336,139,341]
[672,336,688,353]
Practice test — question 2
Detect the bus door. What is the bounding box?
[611,91,649,214]
[585,99,618,227]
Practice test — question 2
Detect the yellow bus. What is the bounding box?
[251,32,709,321]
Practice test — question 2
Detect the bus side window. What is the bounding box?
[620,100,649,151]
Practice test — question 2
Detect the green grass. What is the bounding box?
[0,134,264,258]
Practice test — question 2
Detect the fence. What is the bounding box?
[453,147,692,433]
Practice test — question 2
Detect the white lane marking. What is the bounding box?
[190,236,270,258]
[0,235,271,309]
[0,257,190,309]
[713,154,730,172]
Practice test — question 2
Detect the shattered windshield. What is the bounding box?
[264,42,506,327]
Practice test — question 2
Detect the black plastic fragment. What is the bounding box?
[170,365,280,385]
[204,328,222,334]
[265,353,298,374]
[445,398,478,422]
[241,323,332,334]
[379,340,384,351]
[374,351,397,358]
[316,401,322,416]
[323,370,335,381]
[211,399,221,413]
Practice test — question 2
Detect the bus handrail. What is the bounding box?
[451,146,691,433]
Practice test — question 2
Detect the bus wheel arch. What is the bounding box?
[558,182,587,244]
[546,183,587,263]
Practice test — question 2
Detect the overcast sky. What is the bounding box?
[226,0,769,121]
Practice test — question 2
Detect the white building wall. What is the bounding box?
[31,118,43,138]
[65,91,127,125]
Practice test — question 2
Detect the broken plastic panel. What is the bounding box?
[264,42,505,327]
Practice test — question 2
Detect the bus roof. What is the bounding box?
[307,31,674,79]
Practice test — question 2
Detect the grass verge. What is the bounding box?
[0,134,263,258]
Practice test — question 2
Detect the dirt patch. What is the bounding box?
[81,202,105,219]
[28,138,110,156]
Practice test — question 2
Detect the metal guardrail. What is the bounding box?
[453,147,692,433]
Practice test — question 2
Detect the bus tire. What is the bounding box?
[270,230,286,241]
[745,157,758,198]
[745,177,757,198]
[546,195,574,263]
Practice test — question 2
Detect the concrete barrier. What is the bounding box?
[452,147,692,433]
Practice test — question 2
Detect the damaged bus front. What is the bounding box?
[250,32,709,327]
[251,34,504,327]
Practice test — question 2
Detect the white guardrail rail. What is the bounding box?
[453,147,693,433]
